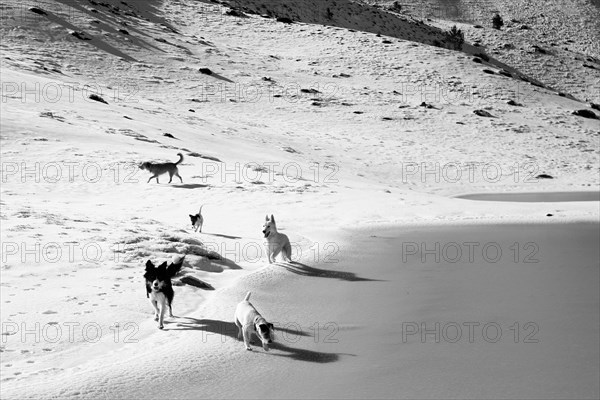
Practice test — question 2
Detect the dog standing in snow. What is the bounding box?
[144,256,185,329]
[234,292,275,351]
[262,214,292,263]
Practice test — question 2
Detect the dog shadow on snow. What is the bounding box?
[171,183,210,189]
[205,232,242,240]
[278,261,382,282]
[171,318,354,363]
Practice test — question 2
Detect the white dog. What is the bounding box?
[262,214,292,263]
[234,292,275,351]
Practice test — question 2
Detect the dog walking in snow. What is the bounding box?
[234,292,275,351]
[262,214,292,263]
[144,256,185,329]
[189,205,204,232]
[139,152,183,184]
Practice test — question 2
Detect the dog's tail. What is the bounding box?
[244,291,251,301]
[175,153,184,165]
[199,204,204,215]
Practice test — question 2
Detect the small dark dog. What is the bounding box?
[139,153,184,184]
[189,205,204,232]
[144,256,185,329]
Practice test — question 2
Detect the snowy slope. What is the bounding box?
[372,0,600,103]
[1,0,599,398]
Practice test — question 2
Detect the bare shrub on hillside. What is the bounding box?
[448,25,464,50]
[492,13,504,30]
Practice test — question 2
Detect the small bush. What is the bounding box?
[448,25,464,50]
[492,13,504,29]
[389,1,402,12]
[325,7,333,20]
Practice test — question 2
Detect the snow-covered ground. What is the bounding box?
[1,0,599,398]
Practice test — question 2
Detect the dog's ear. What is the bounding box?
[157,261,168,271]
[268,323,274,331]
[145,260,155,270]
[265,214,269,221]
[270,214,275,223]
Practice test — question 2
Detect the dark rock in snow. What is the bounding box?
[572,109,598,119]
[29,7,47,16]
[89,94,108,104]
[70,31,92,40]
[225,9,247,18]
[419,102,437,109]
[473,109,495,117]
[179,275,214,290]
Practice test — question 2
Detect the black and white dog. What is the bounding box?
[189,205,204,233]
[144,256,185,329]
